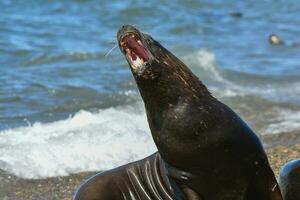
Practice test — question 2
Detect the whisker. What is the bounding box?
[105,43,118,57]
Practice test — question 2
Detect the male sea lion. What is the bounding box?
[74,25,282,200]
[279,159,300,200]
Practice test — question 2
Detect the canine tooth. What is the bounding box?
[132,56,143,67]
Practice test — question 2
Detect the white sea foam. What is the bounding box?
[263,109,300,134]
[182,49,237,98]
[184,49,224,81]
[0,103,156,179]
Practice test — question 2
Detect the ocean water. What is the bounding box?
[1,0,300,179]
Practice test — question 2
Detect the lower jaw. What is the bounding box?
[130,63,146,75]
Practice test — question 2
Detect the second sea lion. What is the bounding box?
[279,158,300,200]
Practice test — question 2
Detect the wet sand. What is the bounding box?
[1,132,300,200]
[0,170,94,200]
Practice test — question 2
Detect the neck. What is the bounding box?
[134,57,212,134]
[136,58,211,111]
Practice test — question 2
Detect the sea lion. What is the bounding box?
[269,34,285,45]
[73,25,282,200]
[279,159,300,200]
[229,12,243,18]
[268,33,299,47]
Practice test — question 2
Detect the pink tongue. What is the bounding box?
[124,37,149,61]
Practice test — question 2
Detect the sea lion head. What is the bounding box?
[117,25,154,77]
[269,33,284,45]
[117,25,209,99]
[117,25,212,125]
[117,25,201,82]
[117,24,176,80]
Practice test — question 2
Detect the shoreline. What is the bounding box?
[0,131,300,200]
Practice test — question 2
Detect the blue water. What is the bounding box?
[1,0,300,178]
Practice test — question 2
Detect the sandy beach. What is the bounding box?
[0,132,299,200]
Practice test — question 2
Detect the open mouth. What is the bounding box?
[120,33,150,69]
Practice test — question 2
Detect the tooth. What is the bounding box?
[132,56,143,67]
[131,64,137,69]
[137,40,143,45]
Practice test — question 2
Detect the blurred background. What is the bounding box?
[0,0,300,188]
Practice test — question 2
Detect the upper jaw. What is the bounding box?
[118,32,141,54]
[117,25,141,48]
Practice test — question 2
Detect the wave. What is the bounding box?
[183,49,224,81]
[263,109,300,134]
[0,103,156,179]
[184,49,300,104]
